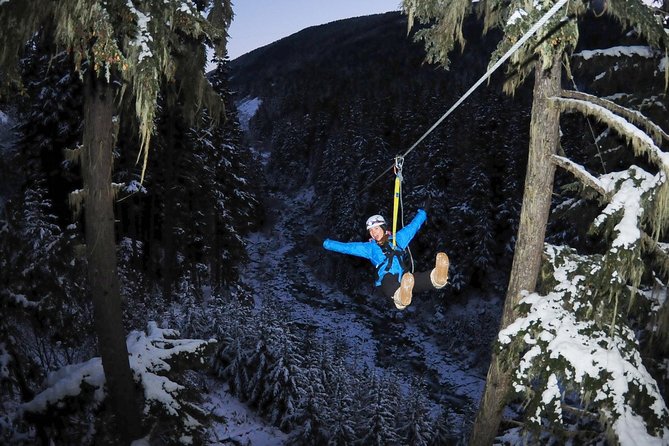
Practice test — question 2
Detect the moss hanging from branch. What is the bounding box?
[561,89,669,144]
[554,97,669,174]
[0,0,232,182]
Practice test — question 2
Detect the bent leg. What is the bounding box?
[380,273,400,298]
[380,273,413,310]
[414,253,450,293]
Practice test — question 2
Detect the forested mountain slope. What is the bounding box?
[1,5,667,444]
[230,11,668,296]
[231,12,532,295]
[227,10,669,443]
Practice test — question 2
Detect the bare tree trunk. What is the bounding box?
[161,106,178,302]
[82,73,142,443]
[469,54,562,445]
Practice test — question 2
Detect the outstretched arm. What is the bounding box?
[395,209,427,248]
[323,239,373,260]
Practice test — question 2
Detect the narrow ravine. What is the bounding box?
[238,186,491,423]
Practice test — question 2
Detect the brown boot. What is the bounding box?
[392,272,414,309]
[430,252,449,289]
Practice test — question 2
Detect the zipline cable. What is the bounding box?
[365,0,571,189]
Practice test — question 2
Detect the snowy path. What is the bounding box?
[203,379,288,445]
[238,187,487,415]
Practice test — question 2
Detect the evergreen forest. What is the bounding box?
[1,1,668,445]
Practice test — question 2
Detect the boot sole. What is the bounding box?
[400,272,414,306]
[434,252,449,286]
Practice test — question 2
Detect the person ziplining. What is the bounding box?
[321,0,575,310]
[322,156,449,310]
[322,211,449,310]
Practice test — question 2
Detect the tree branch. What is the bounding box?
[560,89,669,145]
[553,95,669,173]
[553,154,669,281]
[552,155,608,197]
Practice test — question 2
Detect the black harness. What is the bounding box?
[376,240,408,275]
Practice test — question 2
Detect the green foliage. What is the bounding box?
[404,0,476,70]
[500,62,669,445]
[403,0,668,94]
[499,245,669,444]
[0,0,232,180]
[0,11,261,441]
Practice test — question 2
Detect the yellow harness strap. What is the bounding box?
[391,156,404,248]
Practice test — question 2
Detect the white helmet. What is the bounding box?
[366,214,386,231]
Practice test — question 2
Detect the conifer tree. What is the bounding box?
[357,372,401,446]
[294,390,330,445]
[293,353,330,445]
[400,378,435,446]
[402,1,669,442]
[326,377,357,446]
[262,331,304,431]
[496,92,669,444]
[0,1,232,441]
[429,407,457,446]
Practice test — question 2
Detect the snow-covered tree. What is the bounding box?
[292,343,331,445]
[0,1,232,440]
[117,56,261,299]
[356,372,401,446]
[429,406,459,446]
[261,331,305,431]
[20,322,216,445]
[400,378,435,446]
[325,376,357,446]
[402,1,669,442]
[495,92,669,444]
[0,183,94,445]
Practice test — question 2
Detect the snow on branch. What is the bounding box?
[555,154,669,277]
[573,45,659,61]
[127,321,216,417]
[2,291,38,309]
[554,155,663,251]
[499,245,669,444]
[594,167,662,249]
[551,155,607,196]
[553,96,669,173]
[560,90,669,145]
[21,357,105,414]
[22,322,216,429]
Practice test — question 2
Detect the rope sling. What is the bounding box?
[390,155,415,272]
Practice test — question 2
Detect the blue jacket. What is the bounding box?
[323,209,427,286]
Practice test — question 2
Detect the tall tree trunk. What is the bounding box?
[161,107,178,302]
[469,54,562,445]
[82,73,142,443]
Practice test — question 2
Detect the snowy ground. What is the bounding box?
[216,184,500,442]
[203,378,288,445]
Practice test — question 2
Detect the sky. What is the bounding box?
[226,0,402,60]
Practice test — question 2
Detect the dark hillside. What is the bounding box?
[231,12,531,296]
[229,11,668,299]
